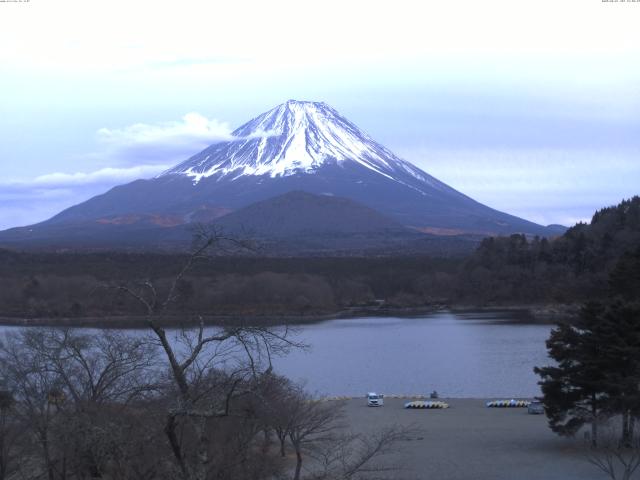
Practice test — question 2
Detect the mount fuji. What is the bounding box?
[0,100,562,252]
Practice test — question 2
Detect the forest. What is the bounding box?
[0,196,638,324]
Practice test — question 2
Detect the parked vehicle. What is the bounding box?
[527,400,544,414]
[367,392,384,407]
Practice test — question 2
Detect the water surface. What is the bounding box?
[0,311,553,398]
[272,311,552,397]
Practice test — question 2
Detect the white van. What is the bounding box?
[367,392,384,407]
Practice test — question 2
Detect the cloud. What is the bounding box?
[0,190,79,230]
[1,165,170,191]
[0,110,276,229]
[33,165,171,188]
[96,113,233,166]
[0,165,170,229]
[98,113,234,148]
[94,113,275,167]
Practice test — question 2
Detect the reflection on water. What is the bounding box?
[0,311,552,398]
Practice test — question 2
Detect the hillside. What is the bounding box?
[457,196,640,304]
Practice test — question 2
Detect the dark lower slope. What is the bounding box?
[213,190,407,236]
[50,163,553,235]
[0,190,481,255]
[212,191,484,255]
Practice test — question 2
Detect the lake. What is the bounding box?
[0,311,553,398]
[273,311,552,398]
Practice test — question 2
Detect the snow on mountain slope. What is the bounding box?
[0,99,560,251]
[162,100,455,196]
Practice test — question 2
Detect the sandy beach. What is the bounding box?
[341,398,604,480]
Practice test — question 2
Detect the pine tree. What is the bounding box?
[535,301,640,447]
[598,302,640,446]
[534,302,610,446]
[609,247,640,302]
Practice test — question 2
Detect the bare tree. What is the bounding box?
[585,419,640,480]
[25,328,159,406]
[287,394,345,480]
[0,330,71,480]
[0,382,18,480]
[266,382,414,480]
[247,371,415,480]
[114,227,302,480]
[310,425,414,480]
[0,328,161,480]
[251,372,299,458]
[0,226,407,480]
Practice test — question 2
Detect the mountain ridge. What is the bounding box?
[163,100,453,192]
[0,100,564,251]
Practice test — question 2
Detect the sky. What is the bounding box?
[0,0,639,230]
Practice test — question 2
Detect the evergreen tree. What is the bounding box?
[535,301,640,447]
[598,302,640,446]
[609,247,640,302]
[534,302,610,446]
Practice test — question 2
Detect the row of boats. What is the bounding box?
[403,399,536,409]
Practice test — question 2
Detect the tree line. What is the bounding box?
[0,196,638,322]
[534,243,640,479]
[458,196,640,304]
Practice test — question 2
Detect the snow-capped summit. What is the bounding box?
[0,100,562,251]
[162,100,448,195]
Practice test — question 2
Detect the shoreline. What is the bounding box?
[0,303,578,329]
[321,395,537,402]
[339,397,600,480]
